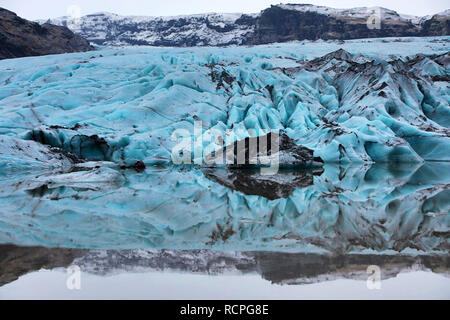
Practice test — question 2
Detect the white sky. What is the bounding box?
[1,0,449,20]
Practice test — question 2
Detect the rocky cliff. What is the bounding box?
[252,5,420,44]
[0,8,93,60]
[1,245,448,287]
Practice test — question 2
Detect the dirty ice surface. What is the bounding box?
[0,37,449,168]
[0,37,448,252]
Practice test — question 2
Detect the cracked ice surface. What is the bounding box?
[0,37,448,167]
[0,37,448,254]
[0,163,448,253]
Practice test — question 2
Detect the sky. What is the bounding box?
[1,0,449,20]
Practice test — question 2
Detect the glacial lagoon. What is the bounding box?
[0,37,449,299]
[0,163,448,299]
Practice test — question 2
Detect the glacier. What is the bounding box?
[0,37,449,168]
[0,162,448,253]
[0,37,449,254]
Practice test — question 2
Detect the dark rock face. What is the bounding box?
[202,168,323,200]
[251,6,420,44]
[0,8,93,60]
[421,14,450,36]
[203,132,324,168]
[0,245,447,288]
[252,7,337,43]
[253,252,450,284]
[201,132,325,200]
[0,244,84,287]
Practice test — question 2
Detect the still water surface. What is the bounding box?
[0,163,448,299]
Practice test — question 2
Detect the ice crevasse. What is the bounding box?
[0,38,449,169]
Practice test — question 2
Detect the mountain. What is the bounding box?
[0,245,84,287]
[1,245,448,287]
[43,11,256,46]
[41,4,450,47]
[253,5,420,44]
[0,8,93,60]
[421,9,450,36]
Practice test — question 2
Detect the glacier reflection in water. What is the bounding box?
[0,162,448,254]
[0,244,449,291]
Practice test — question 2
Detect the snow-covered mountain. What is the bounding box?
[41,11,256,46]
[40,4,449,46]
[1,245,448,287]
[277,4,419,22]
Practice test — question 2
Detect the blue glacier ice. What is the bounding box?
[0,37,448,254]
[0,163,448,253]
[0,37,448,167]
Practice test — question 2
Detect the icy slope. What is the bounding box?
[0,135,75,170]
[0,37,448,168]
